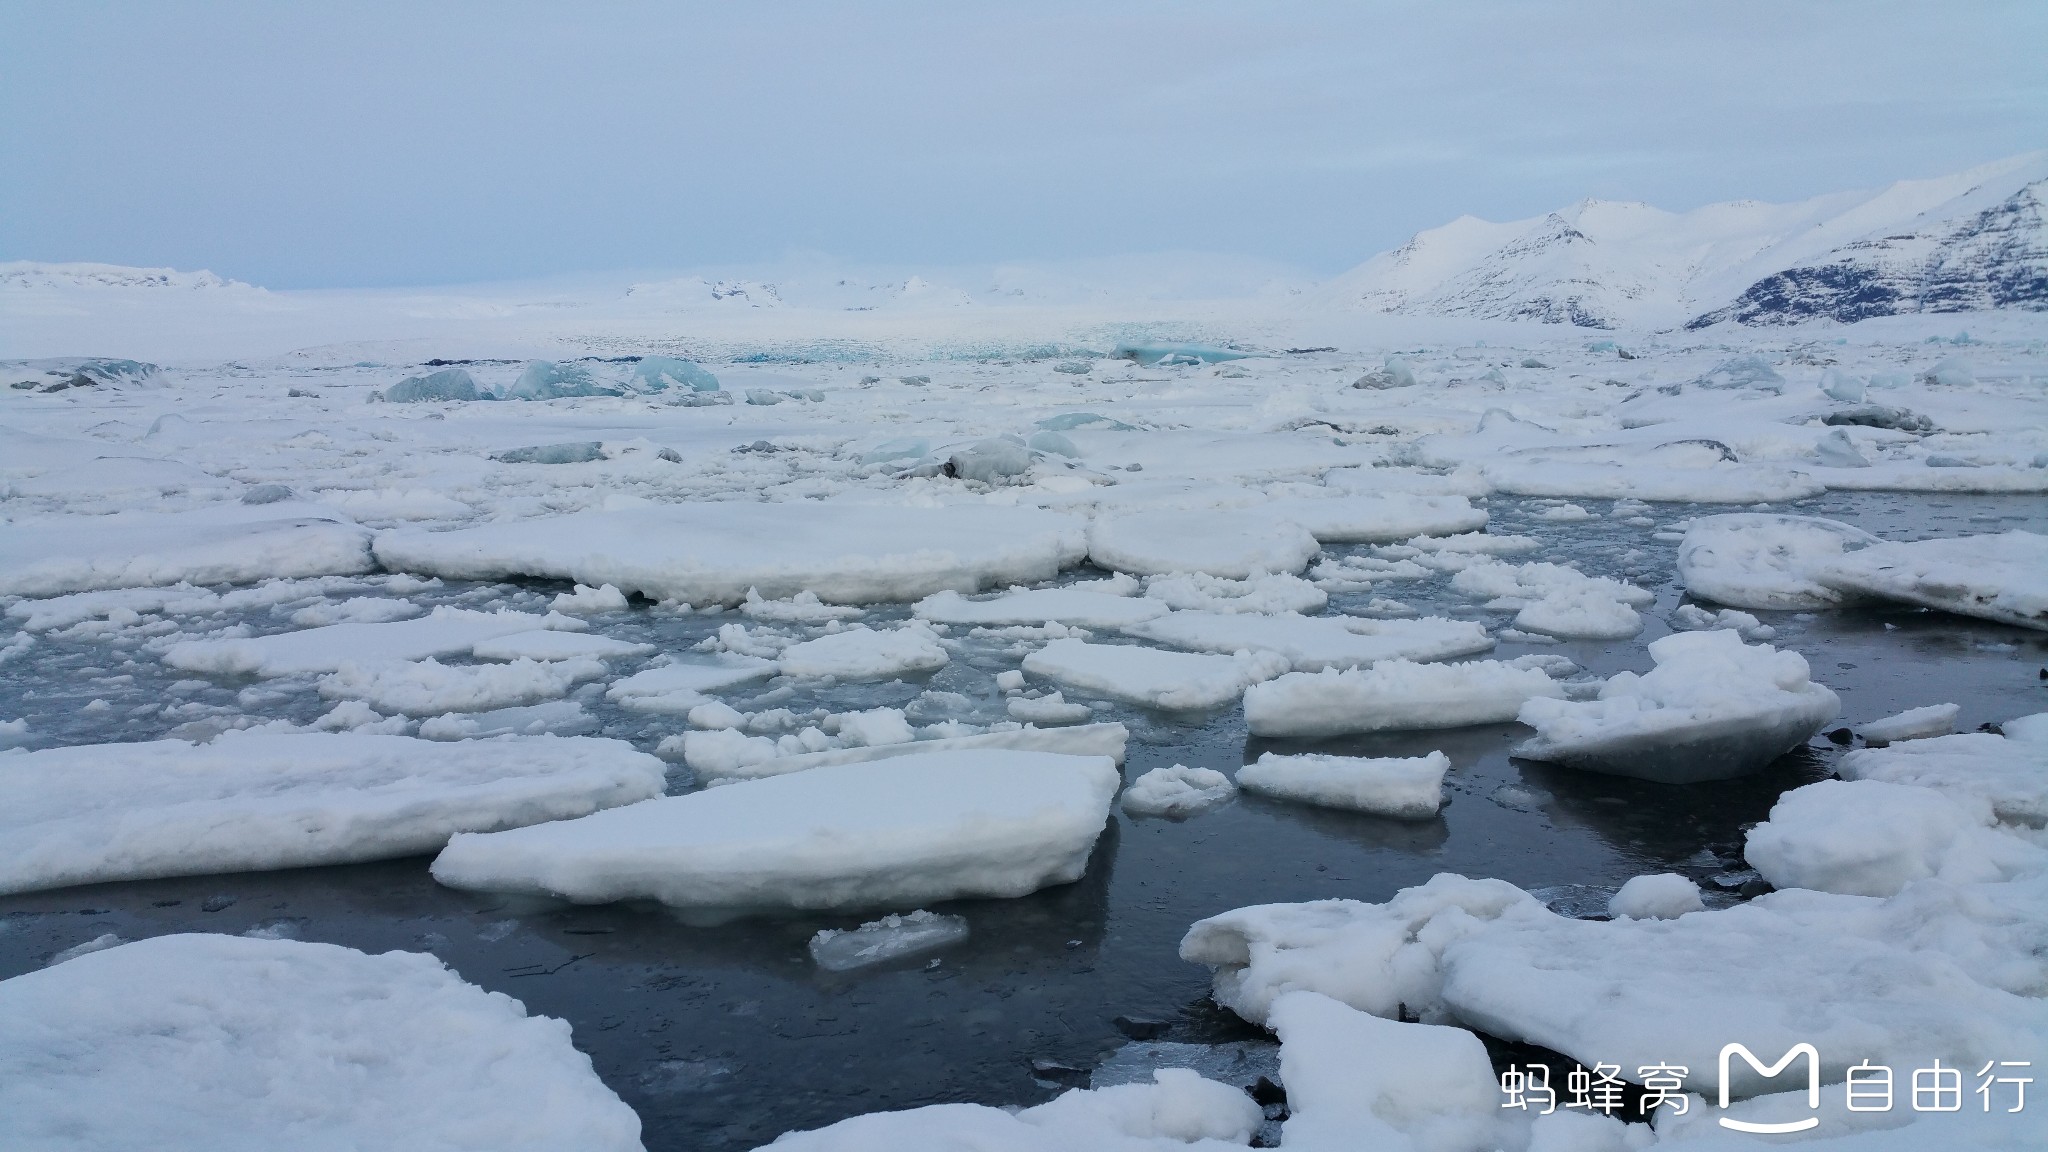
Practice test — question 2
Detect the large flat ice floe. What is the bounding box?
[0,934,643,1150]
[0,505,374,597]
[431,749,1119,913]
[1125,611,1493,671]
[1257,491,1488,543]
[374,502,1088,605]
[1744,778,2046,897]
[1837,715,2048,824]
[1180,871,2048,1101]
[162,606,578,677]
[0,732,665,894]
[1677,512,1881,610]
[683,721,1130,782]
[775,623,950,680]
[1244,659,1563,738]
[1023,638,1290,711]
[1816,530,2048,630]
[1086,507,1322,578]
[1513,630,1840,783]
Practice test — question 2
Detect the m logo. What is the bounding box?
[1718,1043,1821,1133]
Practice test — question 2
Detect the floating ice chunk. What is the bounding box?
[1260,492,1487,543]
[1857,702,1960,744]
[1121,765,1237,819]
[1237,750,1449,818]
[288,596,425,627]
[1514,631,1840,783]
[1837,719,2048,824]
[0,732,664,894]
[1024,638,1288,711]
[995,669,1027,692]
[1814,426,1871,467]
[318,656,608,715]
[1008,691,1094,725]
[1676,512,1881,610]
[0,506,374,597]
[1692,354,1785,392]
[685,722,1130,782]
[164,607,571,677]
[1607,873,1703,920]
[0,717,29,750]
[1669,602,1775,640]
[778,624,949,680]
[632,356,719,392]
[604,656,777,712]
[550,583,629,614]
[1143,570,1327,615]
[1532,502,1593,521]
[1481,460,1823,504]
[9,455,240,501]
[1268,991,1508,1152]
[1816,530,2048,630]
[1820,368,1867,403]
[679,728,780,776]
[501,360,616,400]
[859,436,931,465]
[1244,659,1563,739]
[471,629,652,662]
[1451,558,1653,640]
[767,1067,1258,1149]
[1510,584,1643,639]
[741,588,864,622]
[1745,779,2047,897]
[417,700,597,740]
[431,750,1120,913]
[915,581,1167,629]
[1113,341,1252,366]
[1924,355,1975,387]
[1352,356,1420,389]
[1400,531,1541,556]
[0,934,642,1149]
[380,368,479,403]
[834,706,916,747]
[1126,611,1493,671]
[809,910,968,971]
[375,503,1087,605]
[1089,508,1321,578]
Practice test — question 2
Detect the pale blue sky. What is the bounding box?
[4,1,2043,288]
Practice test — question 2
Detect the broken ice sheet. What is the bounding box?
[808,910,968,972]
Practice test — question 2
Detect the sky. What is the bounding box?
[3,1,2045,289]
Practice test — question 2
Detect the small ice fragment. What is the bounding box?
[808,910,969,971]
[47,933,123,966]
[1121,765,1237,818]
[1855,703,1960,745]
[550,584,629,614]
[1007,692,1093,725]
[1607,874,1703,920]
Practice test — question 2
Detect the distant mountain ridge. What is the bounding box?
[0,261,255,292]
[1325,153,2048,330]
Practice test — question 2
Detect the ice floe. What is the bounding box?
[1124,611,1493,671]
[776,623,950,680]
[1816,530,2048,630]
[1514,630,1840,783]
[431,750,1119,913]
[1607,873,1704,920]
[1837,716,2048,824]
[1677,512,1881,610]
[1237,750,1450,818]
[1023,638,1290,711]
[374,503,1087,605]
[0,506,374,597]
[0,732,664,894]
[1244,659,1564,738]
[0,934,642,1150]
[1087,508,1322,578]
[162,606,578,677]
[1745,779,2046,897]
[317,655,609,715]
[808,910,969,971]
[1856,702,1961,744]
[914,578,1169,628]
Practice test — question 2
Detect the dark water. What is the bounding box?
[3,492,2045,1150]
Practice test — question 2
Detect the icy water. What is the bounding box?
[4,492,2046,1150]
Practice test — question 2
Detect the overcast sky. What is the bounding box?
[4,1,2044,288]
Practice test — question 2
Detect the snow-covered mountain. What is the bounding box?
[0,261,256,292]
[1323,153,2048,330]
